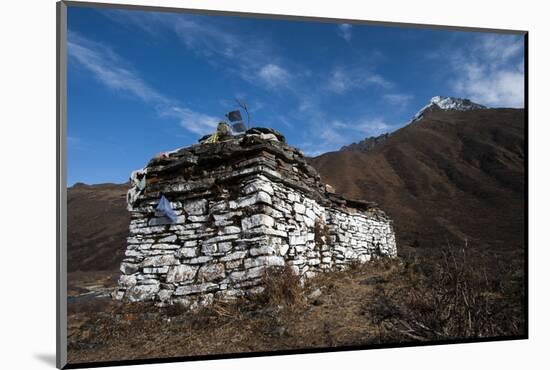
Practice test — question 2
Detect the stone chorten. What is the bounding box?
[114,128,397,307]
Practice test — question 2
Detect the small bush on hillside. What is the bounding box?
[253,265,304,309]
[367,242,525,341]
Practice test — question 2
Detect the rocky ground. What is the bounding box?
[67,244,525,366]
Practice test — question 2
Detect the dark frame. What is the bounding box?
[56,1,529,368]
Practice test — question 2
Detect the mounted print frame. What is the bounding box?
[57,1,528,368]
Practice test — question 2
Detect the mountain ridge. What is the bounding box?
[341,96,489,153]
[311,107,524,250]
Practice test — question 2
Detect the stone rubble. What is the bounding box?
[114,127,397,307]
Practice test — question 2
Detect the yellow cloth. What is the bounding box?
[205,131,219,144]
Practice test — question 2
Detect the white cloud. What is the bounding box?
[353,118,393,136]
[67,135,90,151]
[68,33,167,105]
[102,10,295,92]
[303,118,395,156]
[327,69,349,94]
[327,67,393,94]
[449,34,524,108]
[383,93,413,108]
[337,24,352,42]
[258,64,291,88]
[96,10,401,153]
[331,118,394,137]
[68,32,218,135]
[159,107,218,135]
[319,126,348,145]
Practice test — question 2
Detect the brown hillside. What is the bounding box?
[310,108,525,251]
[67,182,130,272]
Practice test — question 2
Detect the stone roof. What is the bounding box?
[131,127,384,217]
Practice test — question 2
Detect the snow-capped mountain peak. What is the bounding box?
[413,96,487,121]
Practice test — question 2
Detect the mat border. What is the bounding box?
[56,1,68,368]
[56,1,529,368]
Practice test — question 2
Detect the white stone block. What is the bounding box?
[241,214,275,230]
[244,256,285,269]
[174,283,218,296]
[223,226,241,234]
[151,243,179,250]
[184,199,208,215]
[142,254,180,267]
[158,235,177,243]
[242,181,274,196]
[294,203,306,214]
[143,266,169,274]
[126,283,160,301]
[176,247,197,258]
[118,274,137,288]
[220,251,247,262]
[166,265,198,283]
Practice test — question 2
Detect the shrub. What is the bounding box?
[253,265,304,309]
[367,241,525,341]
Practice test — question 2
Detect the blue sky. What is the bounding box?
[67,6,525,186]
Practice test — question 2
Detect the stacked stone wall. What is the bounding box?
[114,131,397,307]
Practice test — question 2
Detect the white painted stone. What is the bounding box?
[174,283,218,296]
[166,265,198,283]
[303,215,315,228]
[214,219,233,227]
[141,255,180,267]
[249,245,277,256]
[158,289,174,302]
[125,249,142,258]
[242,181,274,196]
[220,251,247,261]
[289,235,306,246]
[241,214,274,230]
[197,263,225,282]
[201,243,217,255]
[225,260,242,269]
[158,235,177,243]
[244,256,285,269]
[210,201,228,213]
[222,226,241,234]
[308,288,322,300]
[176,247,197,258]
[213,211,241,221]
[246,266,267,279]
[118,274,137,288]
[228,270,247,282]
[151,243,179,250]
[143,266,169,274]
[230,191,272,209]
[120,262,139,275]
[244,226,288,238]
[203,234,239,244]
[294,203,306,214]
[217,241,233,253]
[308,258,321,266]
[126,283,160,301]
[188,215,208,222]
[187,256,213,264]
[184,199,208,215]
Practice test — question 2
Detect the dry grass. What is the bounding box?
[66,244,525,365]
[253,265,305,308]
[367,243,525,342]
